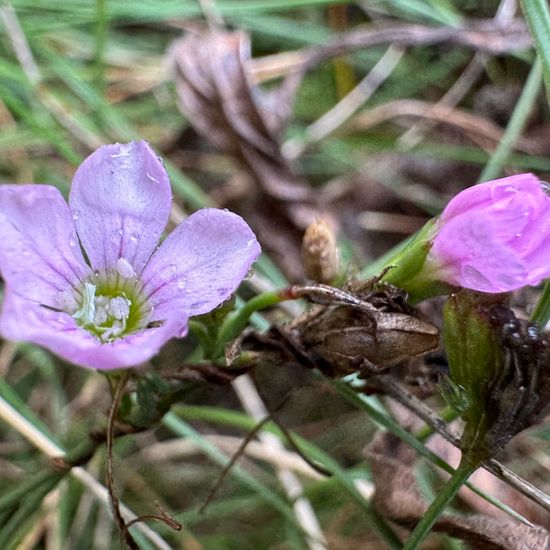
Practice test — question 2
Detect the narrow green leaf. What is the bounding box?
[162,412,303,530]
[531,279,550,328]
[478,58,542,182]
[521,0,550,101]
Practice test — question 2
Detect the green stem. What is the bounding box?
[213,289,290,358]
[530,279,550,328]
[188,319,214,350]
[403,456,479,549]
[374,219,454,303]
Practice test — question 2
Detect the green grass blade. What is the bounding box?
[162,411,304,531]
[177,402,531,527]
[172,406,402,548]
[521,0,550,101]
[478,58,542,182]
[0,377,61,445]
[531,279,550,328]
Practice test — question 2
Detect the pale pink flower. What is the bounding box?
[0,141,260,369]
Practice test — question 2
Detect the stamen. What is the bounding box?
[109,296,131,320]
[69,275,144,343]
[93,295,109,326]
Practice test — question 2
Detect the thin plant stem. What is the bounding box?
[371,375,550,513]
[213,289,290,357]
[199,416,271,514]
[126,501,182,532]
[106,371,137,550]
[403,456,479,549]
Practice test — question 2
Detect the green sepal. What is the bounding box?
[438,374,471,416]
[194,295,237,327]
[130,373,172,428]
[192,295,238,351]
[443,291,505,457]
[381,218,452,303]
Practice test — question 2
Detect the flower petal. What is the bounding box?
[441,173,542,222]
[69,141,171,275]
[141,208,261,319]
[430,213,532,292]
[0,185,90,307]
[431,173,550,292]
[0,291,187,370]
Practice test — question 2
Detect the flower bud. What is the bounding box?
[383,174,550,299]
[443,292,503,434]
[443,291,549,458]
[302,218,340,284]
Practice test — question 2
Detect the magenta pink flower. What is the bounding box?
[0,141,260,369]
[429,173,550,293]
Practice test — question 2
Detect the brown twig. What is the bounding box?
[106,371,137,550]
[300,19,531,72]
[348,99,538,154]
[126,500,182,531]
[249,19,530,85]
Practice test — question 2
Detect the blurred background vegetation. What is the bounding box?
[0,0,549,548]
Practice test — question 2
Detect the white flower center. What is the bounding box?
[67,267,153,343]
[72,283,134,342]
